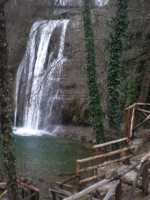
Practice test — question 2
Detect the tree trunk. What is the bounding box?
[0,1,19,200]
[83,0,105,143]
[107,0,129,136]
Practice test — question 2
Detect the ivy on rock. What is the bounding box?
[83,0,105,143]
[107,0,129,135]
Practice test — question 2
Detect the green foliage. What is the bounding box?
[83,0,105,143]
[125,61,147,107]
[107,0,129,135]
[125,83,138,107]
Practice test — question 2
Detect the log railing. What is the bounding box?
[56,137,133,192]
[0,181,39,200]
[55,138,133,194]
[125,102,150,138]
[76,137,134,188]
[50,102,150,200]
[63,154,150,200]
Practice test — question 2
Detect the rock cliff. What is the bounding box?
[5,0,150,141]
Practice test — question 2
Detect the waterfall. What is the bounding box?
[14,19,69,136]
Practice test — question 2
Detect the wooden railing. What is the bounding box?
[63,154,150,200]
[55,136,134,194]
[125,102,150,138]
[0,181,39,200]
[50,102,150,199]
[76,137,134,188]
[49,133,150,200]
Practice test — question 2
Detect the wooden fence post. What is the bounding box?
[142,162,149,196]
[115,179,122,200]
[35,191,40,200]
[49,190,56,200]
[125,110,130,139]
[125,110,130,164]
[76,161,81,191]
[130,105,136,139]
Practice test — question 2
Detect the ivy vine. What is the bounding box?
[83,0,105,143]
[107,0,129,135]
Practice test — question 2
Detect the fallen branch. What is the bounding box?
[103,180,120,200]
[64,153,150,200]
[64,162,140,200]
[63,179,109,200]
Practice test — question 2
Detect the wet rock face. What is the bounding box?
[6,0,150,140]
[59,13,91,126]
[47,13,91,128]
[61,98,91,126]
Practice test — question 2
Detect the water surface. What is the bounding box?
[0,135,92,199]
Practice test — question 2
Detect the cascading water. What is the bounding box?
[14,19,69,136]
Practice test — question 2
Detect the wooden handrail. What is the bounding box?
[93,137,128,149]
[17,180,39,193]
[77,146,134,163]
[125,102,150,111]
[64,157,150,200]
[0,181,39,200]
[79,173,105,185]
[136,108,150,114]
[125,103,136,110]
[133,114,150,131]
[78,155,131,173]
[125,102,150,138]
[58,175,78,185]
[135,103,150,106]
[0,182,7,188]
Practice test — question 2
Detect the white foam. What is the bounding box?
[13,127,53,137]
